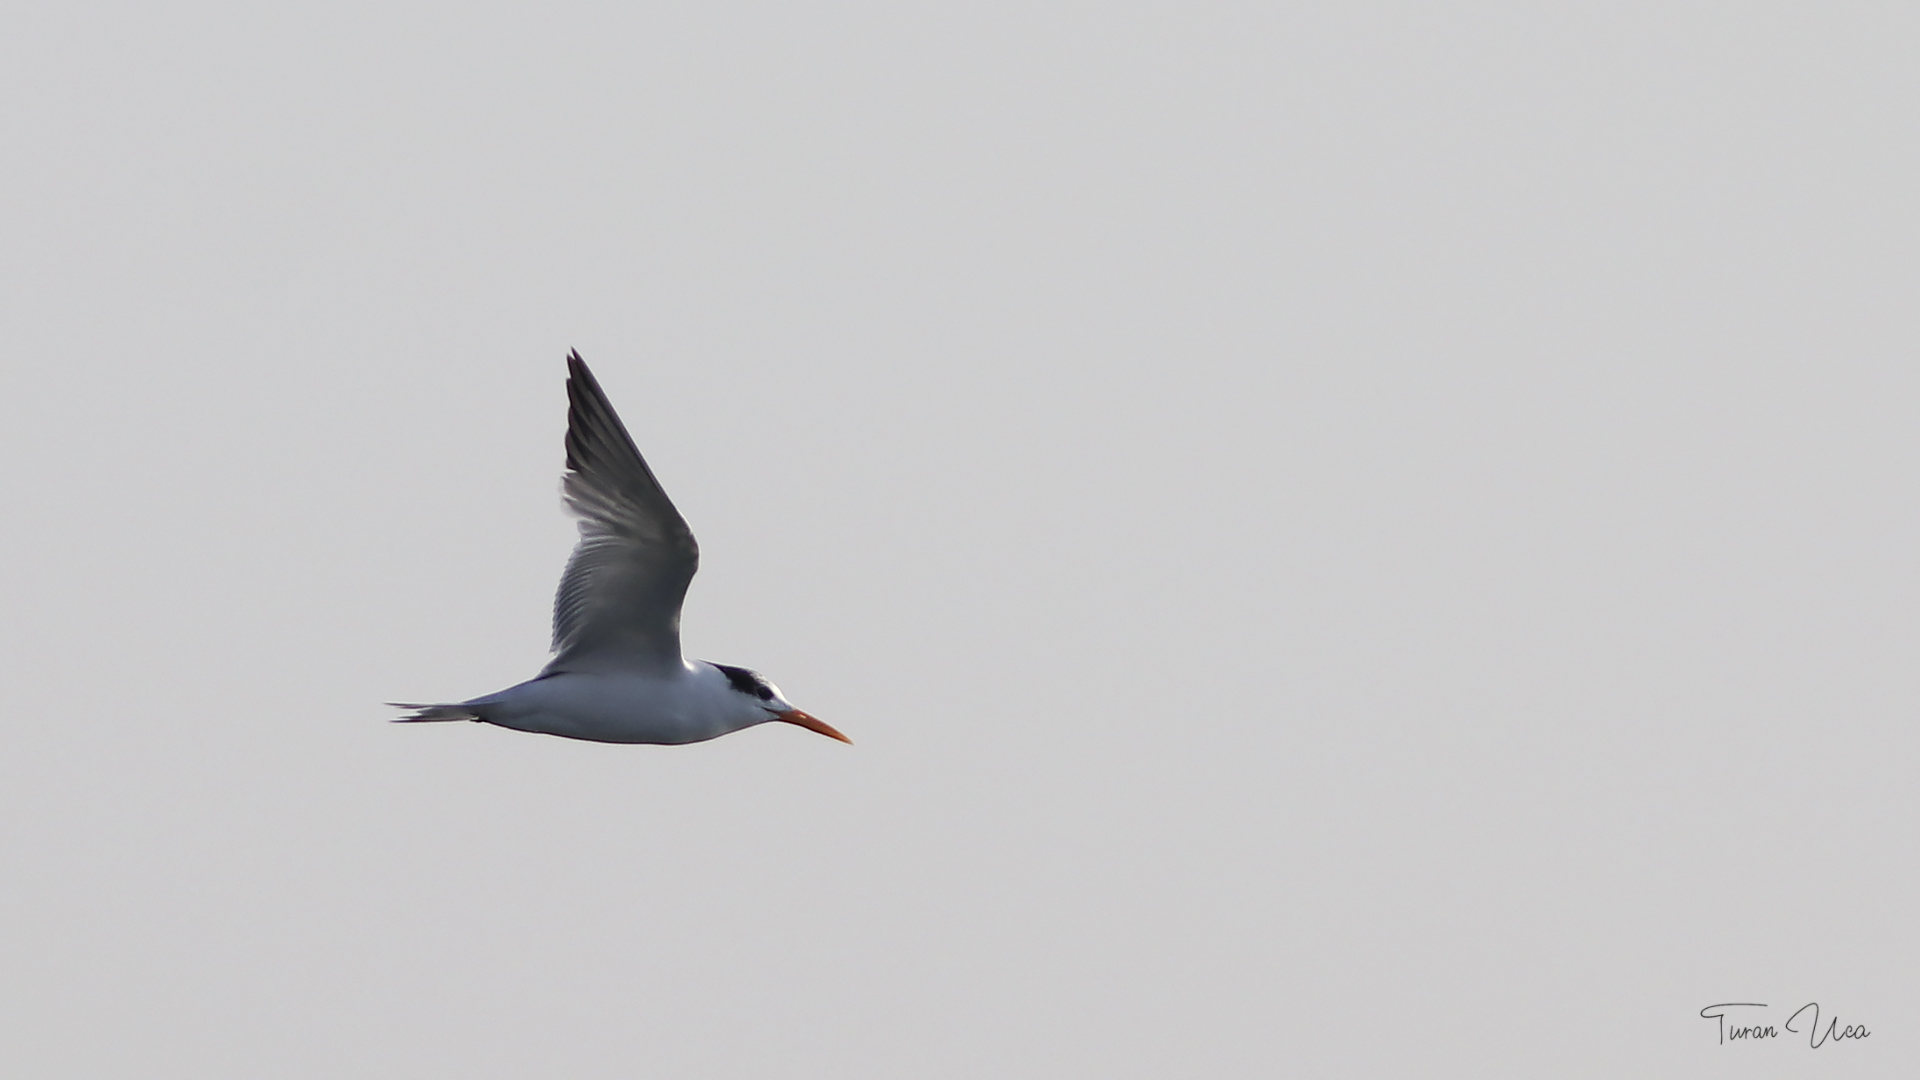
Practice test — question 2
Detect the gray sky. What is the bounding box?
[1,3,1914,1076]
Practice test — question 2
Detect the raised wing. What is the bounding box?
[540,351,699,675]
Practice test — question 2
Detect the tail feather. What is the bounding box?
[388,702,481,723]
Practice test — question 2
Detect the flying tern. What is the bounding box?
[391,352,849,746]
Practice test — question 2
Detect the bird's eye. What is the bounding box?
[755,686,773,700]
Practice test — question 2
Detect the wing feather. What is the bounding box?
[540,351,699,675]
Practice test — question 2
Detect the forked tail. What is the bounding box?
[388,703,481,723]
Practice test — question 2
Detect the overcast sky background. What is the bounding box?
[2,3,1915,1076]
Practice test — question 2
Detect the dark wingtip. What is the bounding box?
[563,350,611,474]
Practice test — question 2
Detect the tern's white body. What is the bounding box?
[468,664,777,745]
[391,352,848,747]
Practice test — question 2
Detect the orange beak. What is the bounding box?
[775,709,852,744]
